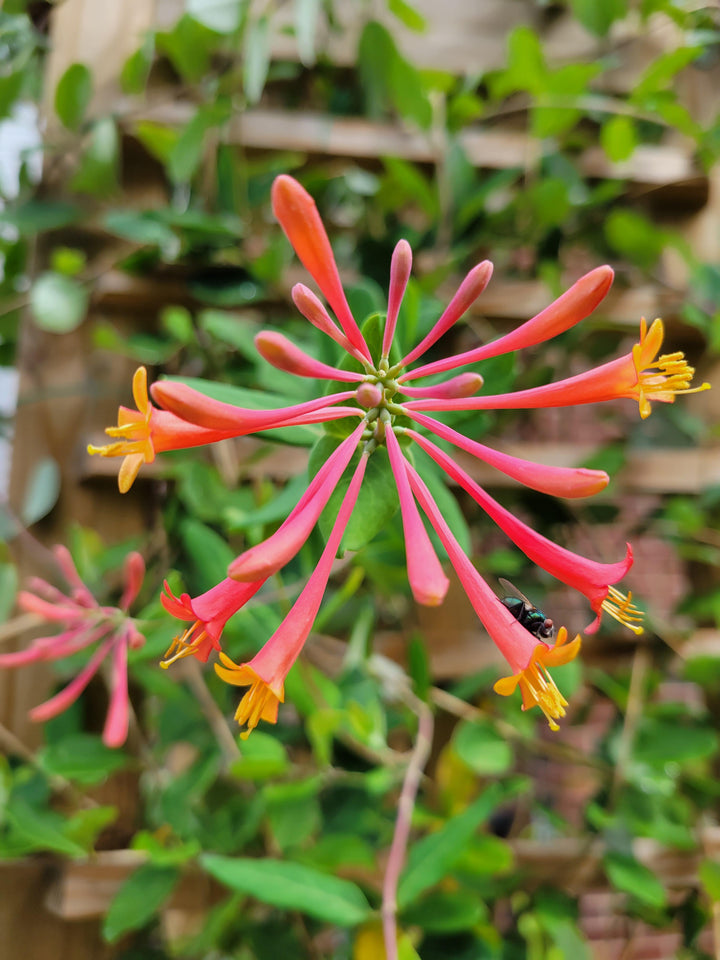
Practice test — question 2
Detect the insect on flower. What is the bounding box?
[498,578,554,642]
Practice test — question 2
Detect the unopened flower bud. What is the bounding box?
[356,382,383,409]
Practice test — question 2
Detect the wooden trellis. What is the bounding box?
[4,0,720,956]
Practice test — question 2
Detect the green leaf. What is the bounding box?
[39,734,128,785]
[604,851,667,907]
[30,272,88,333]
[201,855,371,925]
[491,26,546,98]
[0,200,80,236]
[402,889,485,932]
[633,720,718,766]
[243,16,270,104]
[120,37,154,95]
[230,731,290,781]
[54,63,92,131]
[178,518,236,593]
[187,0,243,33]
[50,246,86,277]
[133,120,179,165]
[632,47,701,100]
[568,0,628,36]
[103,210,179,258]
[264,777,321,851]
[453,719,513,775]
[310,439,400,553]
[71,116,119,196]
[700,859,720,902]
[21,456,60,526]
[295,0,321,65]
[167,100,232,184]
[398,782,514,907]
[601,115,638,163]
[156,15,216,83]
[604,209,666,270]
[103,863,180,942]
[0,564,18,621]
[64,805,118,850]
[388,0,426,32]
[6,799,86,858]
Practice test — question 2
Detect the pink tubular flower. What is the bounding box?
[215,454,368,738]
[160,577,266,666]
[405,429,640,634]
[0,546,146,747]
[95,174,709,733]
[403,458,581,730]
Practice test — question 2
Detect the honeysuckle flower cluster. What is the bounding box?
[88,174,708,738]
[0,546,145,747]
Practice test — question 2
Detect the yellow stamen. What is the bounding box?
[493,627,582,731]
[633,319,710,419]
[87,367,154,492]
[160,622,208,668]
[214,653,282,738]
[517,660,567,732]
[601,586,644,635]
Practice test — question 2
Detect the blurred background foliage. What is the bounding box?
[2,0,720,958]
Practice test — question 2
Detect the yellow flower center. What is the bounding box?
[87,367,153,492]
[493,627,581,731]
[160,621,208,668]
[214,652,282,738]
[516,659,568,732]
[601,586,644,635]
[633,319,710,419]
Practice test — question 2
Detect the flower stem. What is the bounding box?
[381,695,433,960]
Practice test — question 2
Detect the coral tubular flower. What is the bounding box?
[492,627,581,730]
[88,366,242,492]
[0,546,146,747]
[404,318,709,418]
[399,265,614,382]
[150,378,358,432]
[385,426,449,606]
[406,430,638,634]
[404,411,608,499]
[97,175,709,731]
[161,577,265,666]
[215,453,369,737]
[404,458,581,729]
[230,421,367,582]
[272,175,372,362]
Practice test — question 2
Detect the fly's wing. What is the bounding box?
[498,578,533,610]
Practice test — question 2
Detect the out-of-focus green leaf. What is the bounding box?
[30,272,88,333]
[20,456,60,525]
[54,63,92,131]
[5,799,87,857]
[604,208,666,269]
[569,0,627,36]
[402,889,486,932]
[103,863,180,942]
[604,851,667,907]
[167,100,232,184]
[201,855,372,925]
[120,36,154,94]
[230,732,290,781]
[601,115,638,162]
[295,0,321,65]
[633,720,718,765]
[39,734,128,785]
[453,719,513,775]
[178,518,236,592]
[243,16,270,104]
[700,859,720,902]
[388,0,426,32]
[187,0,243,33]
[398,782,516,907]
[71,117,119,196]
[264,777,321,851]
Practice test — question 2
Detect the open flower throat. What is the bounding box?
[87,174,708,738]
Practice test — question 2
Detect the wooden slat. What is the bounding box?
[133,103,698,189]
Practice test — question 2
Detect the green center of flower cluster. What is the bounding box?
[356,356,406,450]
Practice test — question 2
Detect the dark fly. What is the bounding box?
[498,578,554,641]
